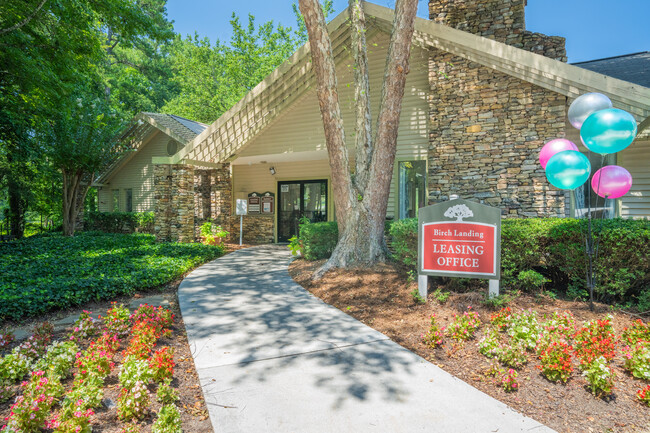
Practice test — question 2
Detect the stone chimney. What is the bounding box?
[429,0,566,61]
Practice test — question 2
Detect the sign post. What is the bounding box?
[418,198,501,300]
[236,199,247,246]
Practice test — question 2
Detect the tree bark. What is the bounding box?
[62,169,91,236]
[299,0,418,277]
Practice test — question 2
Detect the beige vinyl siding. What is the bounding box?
[235,32,429,219]
[619,139,650,219]
[98,131,180,213]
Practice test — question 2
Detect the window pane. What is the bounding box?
[125,189,133,212]
[574,154,616,218]
[399,161,426,219]
[112,190,119,212]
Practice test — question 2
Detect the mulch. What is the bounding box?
[289,258,650,433]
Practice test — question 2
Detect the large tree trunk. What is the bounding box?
[62,169,91,236]
[299,0,418,277]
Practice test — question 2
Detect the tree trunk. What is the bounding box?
[299,0,418,277]
[8,175,26,239]
[62,169,91,236]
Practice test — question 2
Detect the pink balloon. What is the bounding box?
[540,139,579,169]
[591,165,633,199]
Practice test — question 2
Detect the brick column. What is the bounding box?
[154,164,195,243]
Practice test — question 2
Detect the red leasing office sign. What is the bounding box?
[418,199,501,280]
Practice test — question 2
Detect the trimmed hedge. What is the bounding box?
[84,211,155,234]
[300,222,338,260]
[0,232,224,322]
[389,217,650,304]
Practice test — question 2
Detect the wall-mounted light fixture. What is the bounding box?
[269,166,276,175]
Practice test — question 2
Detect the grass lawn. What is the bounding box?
[0,232,224,322]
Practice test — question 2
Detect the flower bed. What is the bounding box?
[422,308,650,403]
[0,304,188,432]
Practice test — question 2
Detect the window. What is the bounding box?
[166,140,178,156]
[125,189,133,212]
[398,160,426,219]
[112,189,120,212]
[574,154,616,218]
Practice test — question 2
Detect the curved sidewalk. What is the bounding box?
[178,245,555,433]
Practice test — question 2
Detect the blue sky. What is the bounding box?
[167,0,649,63]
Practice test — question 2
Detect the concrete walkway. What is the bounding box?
[178,245,555,433]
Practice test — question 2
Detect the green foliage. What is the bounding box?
[199,221,229,245]
[431,288,450,304]
[516,270,549,292]
[388,217,650,306]
[288,236,303,256]
[152,404,182,433]
[410,288,426,304]
[388,218,418,269]
[300,221,339,261]
[0,232,223,321]
[156,379,179,405]
[85,212,155,234]
[482,293,514,309]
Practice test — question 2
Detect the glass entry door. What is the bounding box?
[277,180,328,242]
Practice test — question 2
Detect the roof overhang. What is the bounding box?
[159,2,650,167]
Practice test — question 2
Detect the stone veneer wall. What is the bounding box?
[230,215,274,244]
[194,169,212,238]
[427,0,568,217]
[211,164,232,235]
[154,164,195,242]
[429,0,566,61]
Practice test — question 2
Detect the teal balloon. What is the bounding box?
[545,150,591,190]
[580,108,637,154]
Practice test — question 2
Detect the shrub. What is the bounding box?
[478,327,501,358]
[622,342,650,381]
[84,211,155,234]
[117,380,150,421]
[446,308,481,341]
[516,270,549,292]
[506,310,541,352]
[638,385,650,407]
[149,347,175,382]
[538,341,573,383]
[2,370,63,432]
[199,222,228,245]
[389,218,418,270]
[582,356,615,397]
[119,357,153,389]
[152,404,182,433]
[496,342,528,369]
[156,379,179,404]
[501,368,519,392]
[573,316,616,368]
[300,222,338,260]
[422,315,445,348]
[387,217,650,305]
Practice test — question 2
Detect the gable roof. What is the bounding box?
[95,112,208,185]
[140,112,208,142]
[153,2,650,167]
[573,52,650,89]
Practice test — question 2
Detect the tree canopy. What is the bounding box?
[0,0,319,237]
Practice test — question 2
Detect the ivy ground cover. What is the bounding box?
[0,232,223,322]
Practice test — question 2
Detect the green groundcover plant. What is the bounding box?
[0,232,224,321]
